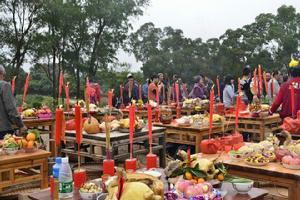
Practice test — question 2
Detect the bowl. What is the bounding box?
[79,191,102,200]
[23,147,38,153]
[4,147,19,155]
[232,181,254,194]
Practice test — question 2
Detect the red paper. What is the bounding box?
[291,84,295,117]
[55,108,63,147]
[263,72,268,96]
[22,73,30,104]
[75,104,82,144]
[108,90,113,108]
[139,84,142,100]
[65,83,70,112]
[209,89,214,139]
[147,104,153,151]
[129,105,135,158]
[11,76,16,95]
[253,68,257,94]
[258,65,263,92]
[216,77,220,99]
[175,83,179,105]
[58,71,64,98]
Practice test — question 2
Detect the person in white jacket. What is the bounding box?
[223,75,235,109]
[268,70,280,103]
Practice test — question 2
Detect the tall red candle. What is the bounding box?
[129,105,135,158]
[175,83,180,105]
[11,76,16,95]
[58,71,64,99]
[209,89,214,139]
[253,68,257,95]
[263,71,268,96]
[139,84,142,100]
[147,104,153,150]
[258,65,263,93]
[75,104,82,144]
[216,77,220,99]
[235,95,240,130]
[55,108,63,147]
[108,90,113,108]
[291,84,295,118]
[22,73,30,105]
[65,83,70,112]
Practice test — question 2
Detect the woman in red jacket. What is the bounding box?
[270,53,300,119]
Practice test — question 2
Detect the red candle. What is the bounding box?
[129,105,135,158]
[175,83,180,105]
[291,84,295,118]
[253,68,257,95]
[209,89,214,139]
[74,169,86,189]
[75,104,82,144]
[22,73,30,104]
[58,71,64,99]
[108,90,113,108]
[55,108,63,147]
[146,154,157,169]
[139,84,142,100]
[103,159,115,176]
[65,83,70,112]
[125,158,137,172]
[263,71,268,96]
[147,104,153,149]
[258,65,263,93]
[11,76,16,95]
[235,95,240,130]
[216,77,220,99]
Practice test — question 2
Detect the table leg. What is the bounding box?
[41,159,49,189]
[195,135,201,153]
[159,133,166,168]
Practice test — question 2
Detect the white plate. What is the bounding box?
[143,170,162,178]
[282,163,300,170]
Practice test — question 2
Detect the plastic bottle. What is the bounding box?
[59,157,73,199]
[52,157,62,178]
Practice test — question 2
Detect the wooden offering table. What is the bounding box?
[120,108,154,119]
[0,150,50,193]
[154,121,235,153]
[64,110,122,121]
[61,127,166,167]
[201,153,300,200]
[225,114,282,141]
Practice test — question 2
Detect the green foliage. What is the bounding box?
[16,95,54,109]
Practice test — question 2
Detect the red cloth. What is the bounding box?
[148,83,158,102]
[270,77,300,119]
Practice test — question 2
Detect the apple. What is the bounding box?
[175,180,192,194]
[282,155,293,165]
[184,184,204,198]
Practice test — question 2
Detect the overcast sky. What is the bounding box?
[118,0,300,71]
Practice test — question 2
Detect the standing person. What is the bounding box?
[171,74,182,102]
[142,78,150,103]
[0,65,26,139]
[148,74,159,102]
[240,66,253,104]
[265,72,271,82]
[204,75,214,94]
[270,53,300,119]
[223,75,235,109]
[157,73,165,104]
[123,73,139,105]
[268,70,280,103]
[89,80,102,106]
[188,76,206,99]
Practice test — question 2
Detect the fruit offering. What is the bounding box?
[80,182,102,193]
[245,153,269,166]
[3,134,19,149]
[22,108,36,118]
[20,130,42,152]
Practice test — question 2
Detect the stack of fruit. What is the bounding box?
[19,130,42,153]
[2,134,20,155]
[37,106,52,119]
[22,108,37,118]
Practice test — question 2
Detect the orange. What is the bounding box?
[184,172,193,180]
[26,133,36,141]
[217,173,224,181]
[197,178,205,183]
[191,179,198,184]
[22,139,28,148]
[27,141,35,148]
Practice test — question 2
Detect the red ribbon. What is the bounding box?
[11,76,16,95]
[175,83,179,105]
[22,73,30,104]
[65,83,70,112]
[129,105,135,158]
[147,104,153,152]
[58,71,64,98]
[209,89,214,139]
[291,84,295,118]
[55,108,63,147]
[108,90,113,108]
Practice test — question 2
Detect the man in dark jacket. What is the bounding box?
[0,65,26,139]
[123,73,139,105]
